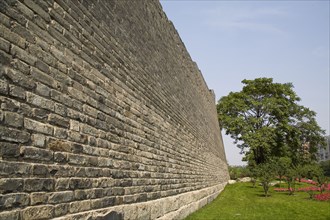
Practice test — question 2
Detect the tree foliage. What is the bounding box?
[256,162,276,197]
[217,78,326,165]
[275,157,291,186]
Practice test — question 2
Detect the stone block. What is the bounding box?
[3,68,36,90]
[54,103,67,117]
[48,113,70,128]
[36,82,51,97]
[90,196,115,209]
[35,60,49,73]
[0,178,24,193]
[0,24,26,49]
[55,178,70,191]
[70,120,79,131]
[0,161,32,177]
[20,146,53,161]
[54,127,68,139]
[0,79,8,95]
[30,192,48,205]
[54,203,70,217]
[26,92,55,112]
[24,0,51,22]
[0,210,20,220]
[136,203,151,220]
[9,84,26,100]
[48,191,74,204]
[24,178,54,192]
[0,125,30,143]
[31,133,46,147]
[32,108,49,120]
[21,205,54,220]
[69,200,91,213]
[24,118,54,135]
[0,37,10,53]
[31,67,57,89]
[0,193,30,210]
[32,164,49,176]
[0,141,20,158]
[69,178,93,190]
[54,152,68,163]
[11,22,35,43]
[3,111,24,128]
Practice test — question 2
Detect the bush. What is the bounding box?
[319,160,330,177]
[228,165,250,180]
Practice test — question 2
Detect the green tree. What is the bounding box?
[285,168,297,195]
[305,163,328,193]
[257,163,275,197]
[275,157,291,186]
[217,78,326,165]
[319,160,330,177]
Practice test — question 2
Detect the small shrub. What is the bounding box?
[257,163,275,197]
[285,168,297,195]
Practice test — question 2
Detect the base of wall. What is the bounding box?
[53,183,227,220]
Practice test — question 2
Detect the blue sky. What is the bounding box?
[160,1,330,165]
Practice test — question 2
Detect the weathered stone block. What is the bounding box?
[0,37,10,53]
[48,113,70,128]
[21,205,54,220]
[24,118,54,135]
[24,178,54,192]
[54,152,68,163]
[0,210,20,220]
[69,178,93,190]
[26,92,54,112]
[48,191,74,204]
[20,146,53,161]
[35,82,51,97]
[0,161,32,177]
[0,126,30,143]
[0,141,20,158]
[9,84,26,100]
[54,203,70,217]
[0,178,24,193]
[0,25,26,49]
[32,108,49,120]
[3,111,24,128]
[94,197,116,209]
[54,127,68,139]
[55,178,70,191]
[0,193,30,210]
[32,164,49,176]
[31,133,46,147]
[30,192,48,205]
[0,79,8,95]
[69,200,91,213]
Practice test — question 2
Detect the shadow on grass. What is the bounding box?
[256,193,274,197]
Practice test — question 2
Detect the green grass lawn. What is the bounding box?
[185,182,330,220]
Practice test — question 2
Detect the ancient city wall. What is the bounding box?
[0,0,229,219]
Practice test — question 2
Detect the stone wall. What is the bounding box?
[0,0,229,219]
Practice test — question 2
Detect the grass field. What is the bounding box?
[185,182,330,220]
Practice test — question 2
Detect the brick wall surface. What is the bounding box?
[0,0,229,219]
